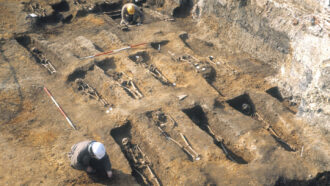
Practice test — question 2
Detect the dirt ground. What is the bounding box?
[0,0,329,185]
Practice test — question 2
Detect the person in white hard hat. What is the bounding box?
[120,3,144,26]
[69,140,112,178]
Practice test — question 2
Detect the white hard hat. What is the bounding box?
[90,142,106,159]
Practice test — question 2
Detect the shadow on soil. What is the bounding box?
[275,171,330,186]
[183,105,248,164]
[87,169,134,185]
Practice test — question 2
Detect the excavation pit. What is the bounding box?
[150,40,169,50]
[146,64,173,86]
[195,62,216,83]
[271,135,296,152]
[128,51,150,64]
[35,13,63,27]
[92,2,121,14]
[51,0,70,12]
[179,32,191,49]
[110,122,132,145]
[95,58,116,73]
[213,100,225,109]
[15,36,57,74]
[266,87,284,102]
[182,105,210,134]
[214,141,248,164]
[92,2,122,20]
[146,110,167,125]
[104,10,122,20]
[121,82,136,99]
[173,0,193,18]
[62,14,73,24]
[183,105,248,164]
[110,122,161,186]
[67,65,94,82]
[239,0,248,7]
[226,94,255,116]
[15,35,31,48]
[67,70,87,82]
[31,48,45,62]
[107,71,122,81]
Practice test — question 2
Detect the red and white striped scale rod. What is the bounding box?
[80,42,148,60]
[43,87,77,130]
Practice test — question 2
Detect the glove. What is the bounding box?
[107,170,113,178]
[86,166,95,173]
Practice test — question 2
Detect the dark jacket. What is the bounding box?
[70,140,111,173]
[121,3,144,25]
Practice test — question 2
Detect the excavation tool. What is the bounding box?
[43,87,77,130]
[80,43,148,60]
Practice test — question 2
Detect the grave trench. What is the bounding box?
[91,1,122,20]
[34,0,72,26]
[172,0,194,18]
[226,93,296,152]
[178,33,247,97]
[92,57,143,100]
[94,57,116,74]
[66,56,143,106]
[150,40,169,50]
[128,51,173,86]
[176,53,221,95]
[266,87,284,102]
[128,51,150,64]
[129,113,213,185]
[110,121,162,186]
[65,64,113,107]
[67,64,94,82]
[226,94,256,116]
[253,90,302,151]
[266,86,298,114]
[25,0,122,27]
[145,109,200,161]
[15,35,59,74]
[51,0,70,12]
[182,105,248,164]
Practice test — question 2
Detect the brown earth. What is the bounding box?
[0,0,329,185]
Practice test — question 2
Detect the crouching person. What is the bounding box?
[120,3,144,26]
[69,140,113,179]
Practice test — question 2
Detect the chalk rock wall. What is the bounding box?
[189,0,330,130]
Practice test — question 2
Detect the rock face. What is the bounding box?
[189,0,330,131]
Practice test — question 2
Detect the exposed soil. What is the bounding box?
[0,0,329,185]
